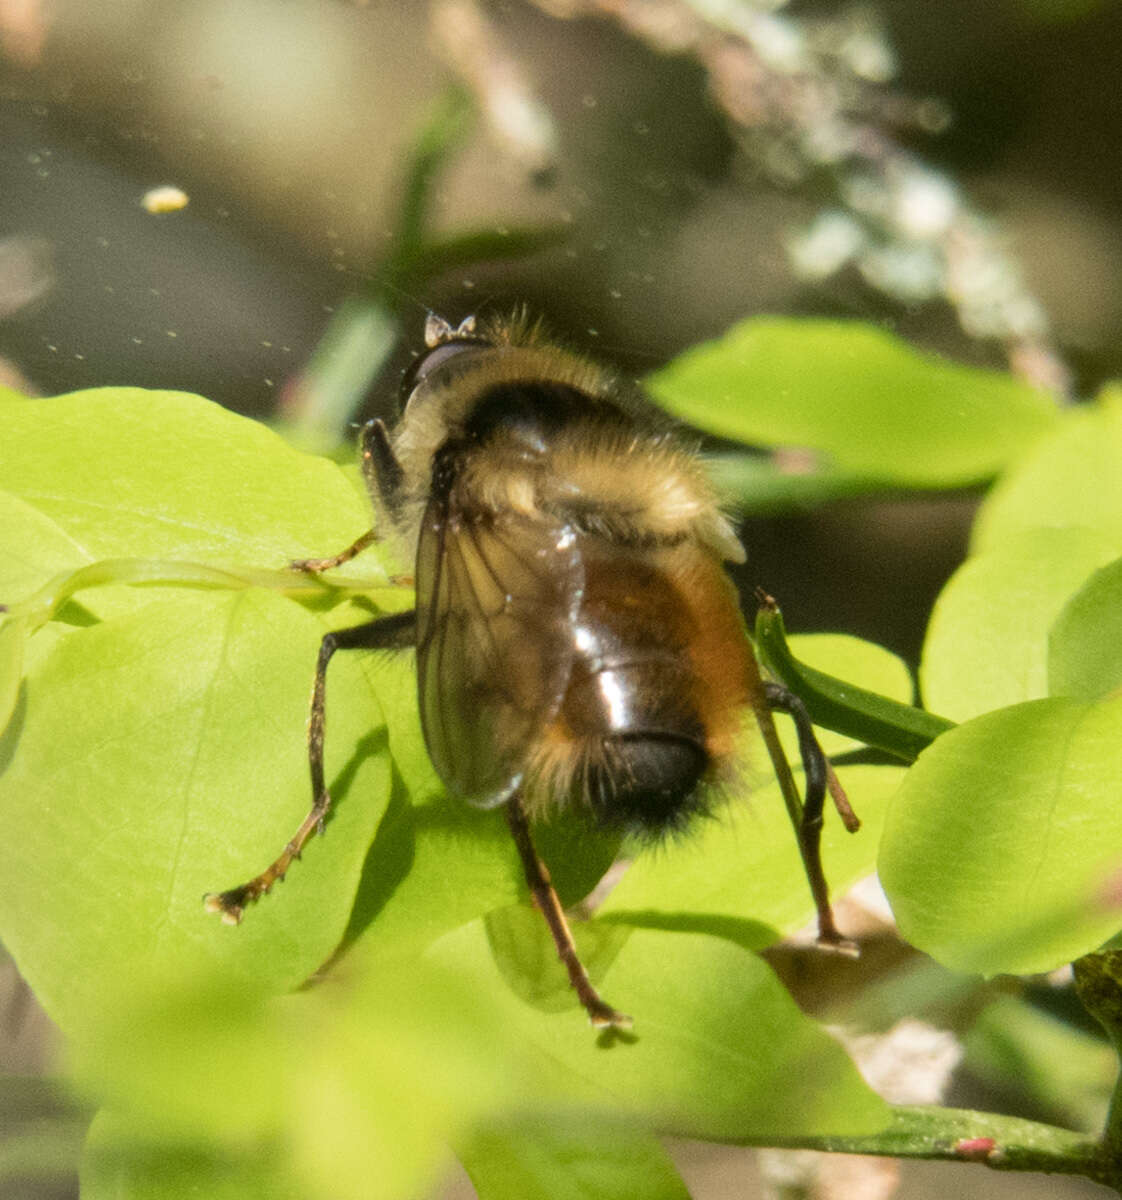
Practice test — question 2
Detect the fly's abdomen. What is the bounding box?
[562,652,711,832]
[537,539,747,834]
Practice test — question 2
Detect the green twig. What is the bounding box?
[406,224,569,282]
[3,557,399,633]
[754,594,954,761]
[747,1104,1117,1191]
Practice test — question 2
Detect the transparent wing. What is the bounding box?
[415,499,583,808]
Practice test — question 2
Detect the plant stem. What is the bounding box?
[4,557,403,631]
[747,1105,1118,1192]
[754,594,954,761]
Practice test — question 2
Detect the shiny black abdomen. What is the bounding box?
[560,542,711,834]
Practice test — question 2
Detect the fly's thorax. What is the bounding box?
[389,310,744,560]
[538,431,745,562]
[402,399,744,563]
[392,339,615,502]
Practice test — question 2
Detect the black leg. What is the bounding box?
[764,681,858,955]
[504,795,632,1029]
[289,419,408,573]
[360,418,406,522]
[205,610,416,923]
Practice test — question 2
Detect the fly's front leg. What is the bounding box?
[290,529,380,574]
[504,795,632,1029]
[290,420,410,576]
[359,418,405,522]
[764,681,859,956]
[204,609,416,924]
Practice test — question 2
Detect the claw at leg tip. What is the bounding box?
[818,935,860,959]
[203,892,244,925]
[589,1009,633,1030]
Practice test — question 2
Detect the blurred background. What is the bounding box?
[2,1,1121,1196]
[1,0,1120,662]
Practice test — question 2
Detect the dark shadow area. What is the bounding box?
[332,770,418,958]
[599,909,779,956]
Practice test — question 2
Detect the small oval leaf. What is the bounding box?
[880,695,1122,976]
[920,527,1119,721]
[1049,557,1122,701]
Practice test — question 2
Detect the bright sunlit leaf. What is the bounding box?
[880,695,1122,976]
[920,527,1119,721]
[601,764,902,945]
[973,384,1122,553]
[648,318,1057,487]
[0,589,389,1036]
[1049,556,1122,701]
[436,922,889,1142]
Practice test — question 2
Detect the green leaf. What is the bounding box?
[0,488,92,603]
[1049,557,1122,701]
[280,961,515,1200]
[82,1112,303,1200]
[920,527,1120,722]
[0,389,382,581]
[756,604,951,760]
[76,924,883,1200]
[973,384,1122,553]
[345,790,624,966]
[486,905,631,1014]
[0,615,27,732]
[705,451,884,514]
[0,589,390,1037]
[435,922,890,1142]
[342,793,526,964]
[461,1115,692,1200]
[647,318,1058,488]
[76,951,516,1200]
[879,695,1122,976]
[787,635,915,708]
[600,765,902,948]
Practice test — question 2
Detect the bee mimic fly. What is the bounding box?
[206,311,857,1028]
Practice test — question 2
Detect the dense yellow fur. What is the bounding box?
[391,313,744,564]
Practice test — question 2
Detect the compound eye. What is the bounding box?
[403,328,492,408]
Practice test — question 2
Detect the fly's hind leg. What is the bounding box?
[764,681,860,956]
[504,795,632,1030]
[204,609,416,924]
